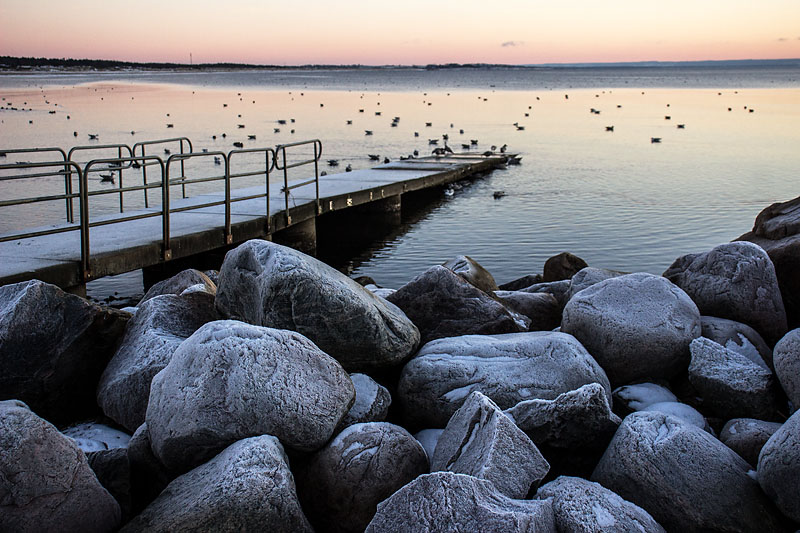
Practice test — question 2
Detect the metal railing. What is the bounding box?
[132,138,193,207]
[275,139,322,224]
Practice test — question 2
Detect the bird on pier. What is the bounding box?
[383,157,390,164]
[413,149,419,157]
[491,145,497,151]
[500,144,507,153]
[345,164,352,172]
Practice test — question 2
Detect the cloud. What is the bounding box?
[501,41,524,48]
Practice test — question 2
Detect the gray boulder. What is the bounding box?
[566,267,624,301]
[536,476,665,533]
[758,409,800,523]
[774,328,800,410]
[562,273,701,385]
[504,383,621,450]
[139,268,216,305]
[543,252,588,282]
[663,241,788,344]
[720,418,782,467]
[85,447,132,522]
[688,337,779,420]
[612,383,678,415]
[215,239,419,370]
[365,472,556,532]
[337,373,391,430]
[146,320,355,473]
[701,315,773,370]
[97,292,218,432]
[0,400,121,533]
[591,411,785,532]
[120,435,312,532]
[386,265,528,344]
[498,273,543,291]
[519,279,572,309]
[494,290,561,331]
[127,423,172,512]
[442,255,498,293]
[432,391,549,499]
[398,331,611,428]
[0,280,129,425]
[296,422,428,533]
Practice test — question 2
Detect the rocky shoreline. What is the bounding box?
[1,195,799,532]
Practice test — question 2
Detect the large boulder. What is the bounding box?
[296,422,428,533]
[543,251,588,282]
[120,435,312,532]
[146,320,355,473]
[720,418,782,467]
[0,400,121,532]
[365,472,556,532]
[493,290,561,331]
[431,391,549,499]
[737,195,800,328]
[386,265,528,344]
[757,409,800,523]
[139,268,216,304]
[561,273,701,385]
[536,476,665,533]
[398,331,611,428]
[773,328,800,410]
[591,411,785,532]
[0,280,129,425]
[701,315,773,370]
[215,239,419,370]
[565,267,624,302]
[688,337,779,420]
[337,373,392,430]
[663,241,788,345]
[96,292,218,432]
[442,255,498,293]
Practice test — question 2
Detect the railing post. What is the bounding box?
[78,164,91,281]
[117,146,124,212]
[282,146,291,225]
[314,141,321,215]
[224,154,232,244]
[162,160,171,261]
[141,145,150,208]
[265,149,272,233]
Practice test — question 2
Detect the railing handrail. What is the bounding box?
[274,139,322,223]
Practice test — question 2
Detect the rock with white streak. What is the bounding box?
[773,327,800,410]
[612,383,678,416]
[757,409,800,523]
[431,391,549,499]
[701,315,773,370]
[641,401,709,432]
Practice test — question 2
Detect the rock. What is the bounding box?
[498,273,543,291]
[543,252,588,282]
[296,422,428,533]
[139,268,216,305]
[365,472,556,532]
[536,476,666,533]
[203,269,220,285]
[442,255,499,293]
[663,241,788,344]
[737,195,800,328]
[414,428,444,465]
[337,373,392,430]
[86,447,132,522]
[641,401,709,432]
[62,422,131,452]
[0,280,129,425]
[561,272,701,385]
[494,290,561,331]
[591,411,785,532]
[519,279,572,309]
[504,383,621,450]
[773,328,800,410]
[566,267,624,301]
[0,400,121,532]
[365,284,397,299]
[757,409,800,523]
[398,331,611,428]
[701,315,773,370]
[386,265,527,344]
[720,418,782,467]
[96,292,218,432]
[127,423,171,513]
[612,383,678,415]
[688,337,779,420]
[146,320,355,473]
[120,435,312,532]
[431,391,549,499]
[215,239,419,370]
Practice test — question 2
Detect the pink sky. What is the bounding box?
[1,0,799,65]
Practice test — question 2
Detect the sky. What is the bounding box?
[1,0,799,65]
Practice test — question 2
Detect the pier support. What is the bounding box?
[273,217,317,256]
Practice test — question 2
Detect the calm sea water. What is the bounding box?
[1,66,799,303]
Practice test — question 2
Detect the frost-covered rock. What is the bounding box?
[296,422,428,533]
[146,320,355,473]
[773,328,800,410]
[85,447,132,522]
[120,435,312,533]
[519,279,572,309]
[127,423,171,512]
[493,290,561,331]
[96,292,218,432]
[432,391,549,499]
[504,383,620,450]
[0,400,121,533]
[139,268,216,305]
[337,373,391,430]
[386,265,528,344]
[414,428,444,465]
[688,337,779,420]
[63,422,131,452]
[365,472,556,532]
[442,255,498,293]
[757,410,800,523]
[561,273,701,385]
[663,241,788,344]
[536,476,665,533]
[498,273,543,292]
[0,280,129,425]
[566,267,624,301]
[543,251,588,282]
[641,401,708,432]
[216,240,419,370]
[591,411,785,532]
[398,331,611,428]
[701,316,773,370]
[720,418,782,467]
[612,383,678,415]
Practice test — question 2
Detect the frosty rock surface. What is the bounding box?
[565,267,624,302]
[720,418,782,467]
[337,373,392,430]
[139,268,216,305]
[612,383,678,415]
[494,290,561,331]
[701,315,773,370]
[773,327,800,410]
[757,409,800,523]
[442,255,499,293]
[641,401,708,432]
